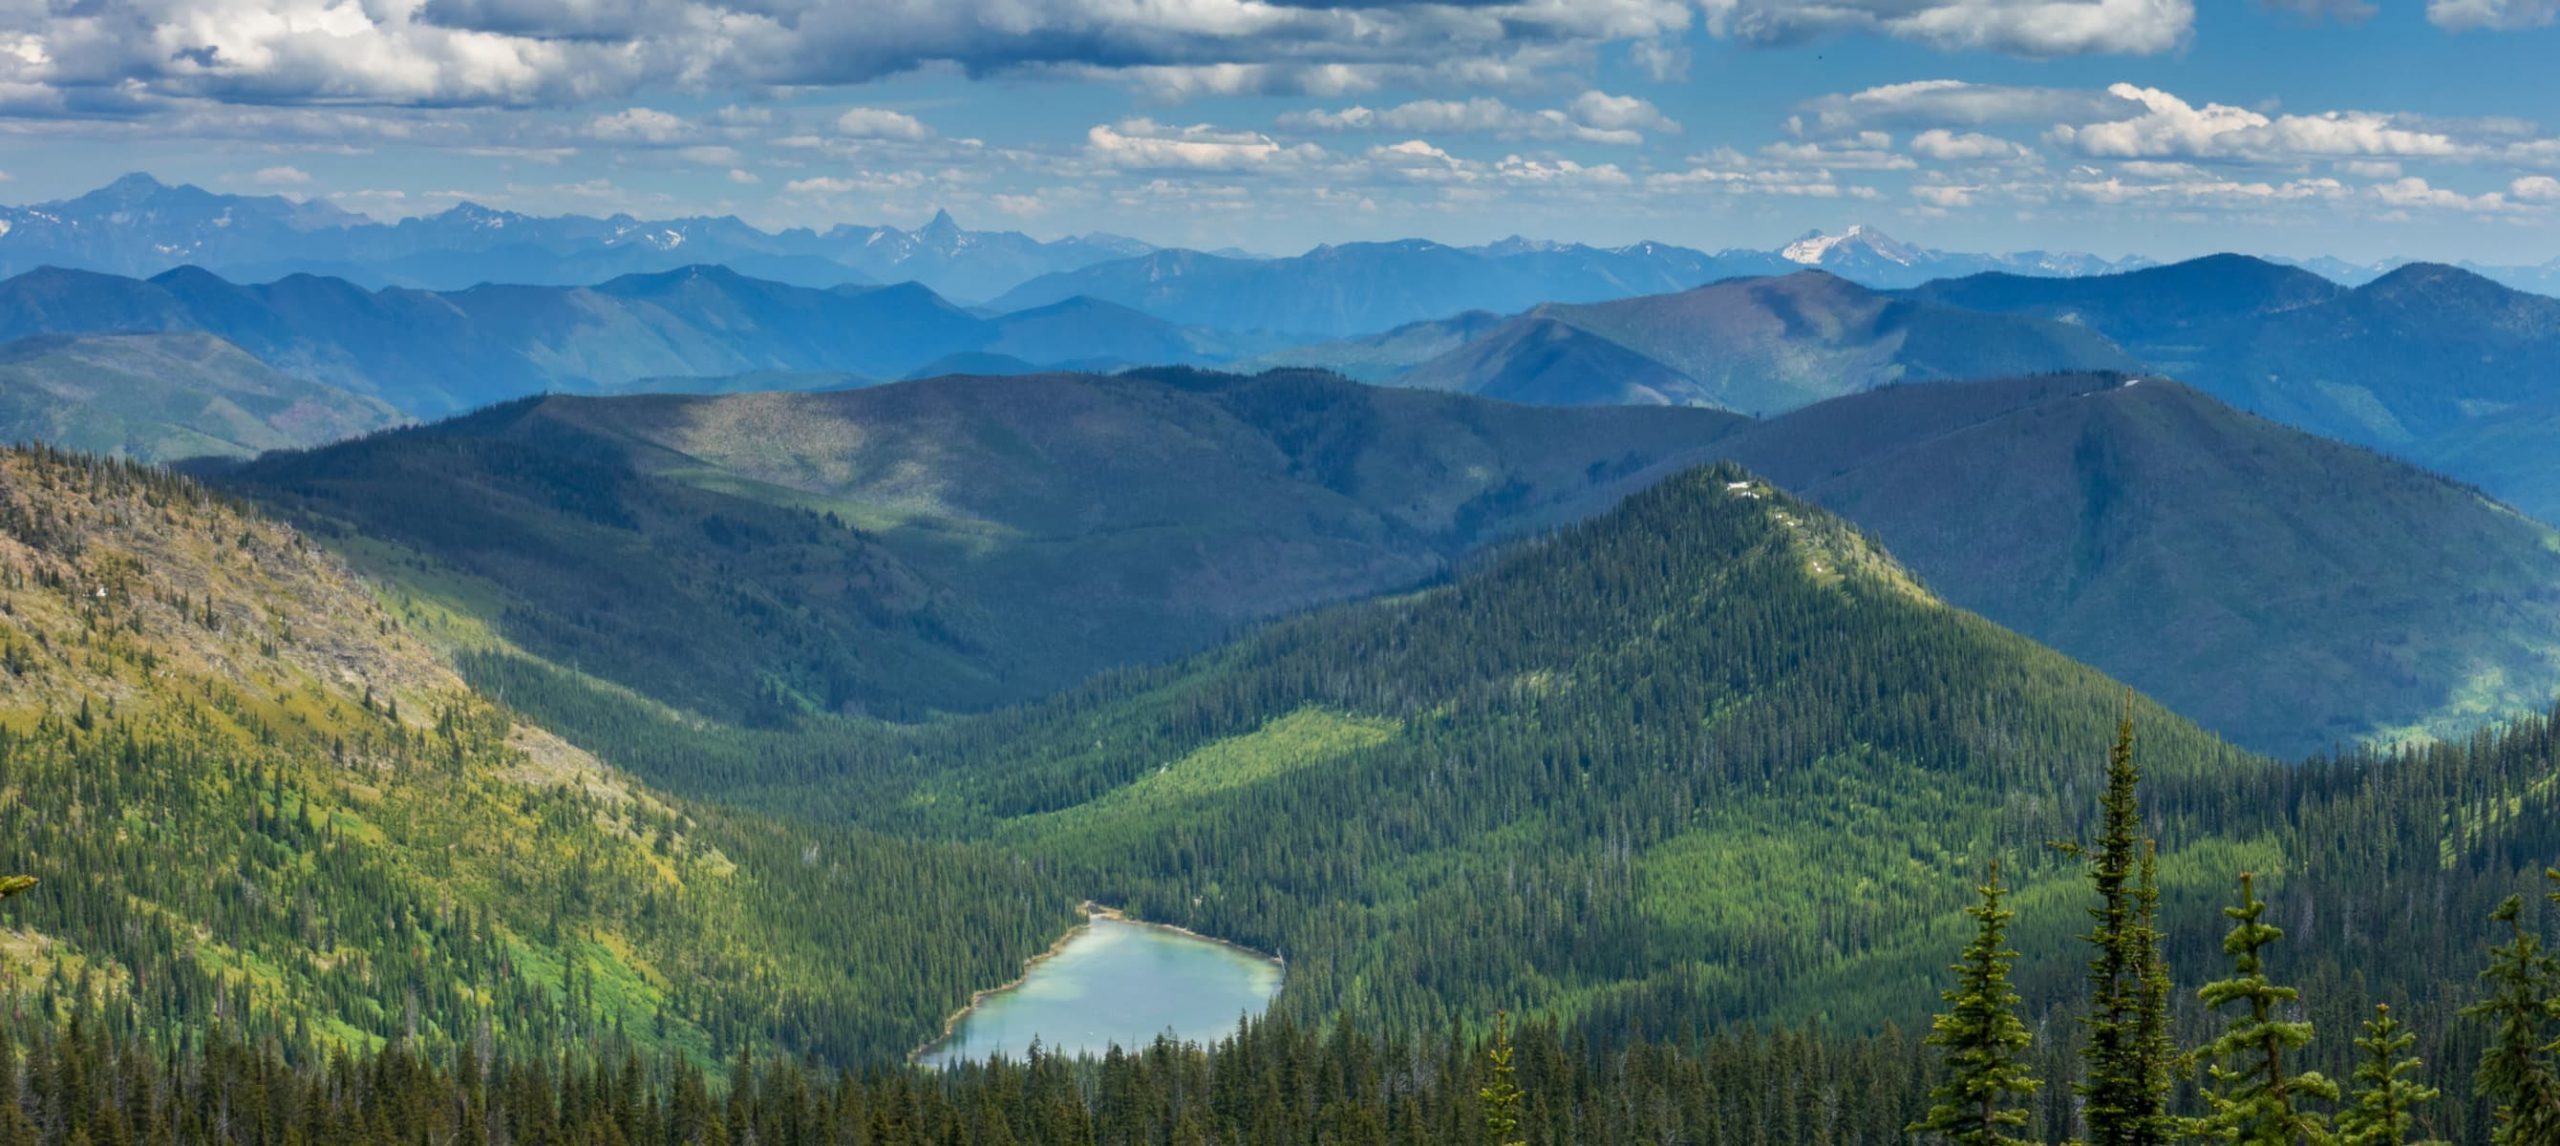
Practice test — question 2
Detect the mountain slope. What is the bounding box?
[1713,373,2560,756]
[213,369,1748,722]
[0,332,400,460]
[0,447,1075,1066]
[718,461,2267,1037]
[1403,271,2139,414]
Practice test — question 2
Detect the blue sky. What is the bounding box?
[2,0,2557,263]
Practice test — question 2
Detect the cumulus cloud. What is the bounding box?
[250,164,310,185]
[2051,84,2471,162]
[2514,175,2560,202]
[0,0,1699,110]
[834,107,932,141]
[2428,0,2560,30]
[1702,0,2194,56]
[1281,91,1678,145]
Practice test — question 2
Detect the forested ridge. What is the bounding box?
[0,447,1078,1072]
[6,447,2560,1141]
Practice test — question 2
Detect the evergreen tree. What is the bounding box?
[1479,1011,1525,1146]
[1910,860,2041,1146]
[2131,839,2180,1145]
[2334,1005,2445,1146]
[2193,872,2337,1145]
[2462,873,2560,1146]
[2070,701,2176,1146]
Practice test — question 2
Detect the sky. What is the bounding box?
[1,0,2558,263]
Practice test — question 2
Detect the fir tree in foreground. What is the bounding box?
[2336,1004,2447,1146]
[1480,1010,1526,1146]
[2067,701,2179,1146]
[2463,872,2560,1146]
[2194,872,2337,1145]
[1911,860,2041,1146]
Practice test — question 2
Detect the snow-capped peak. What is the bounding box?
[1780,224,1926,268]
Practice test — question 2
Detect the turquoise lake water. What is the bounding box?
[918,916,1283,1067]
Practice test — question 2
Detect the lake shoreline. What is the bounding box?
[911,900,1284,1067]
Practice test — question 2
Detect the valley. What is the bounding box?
[4,159,2560,1143]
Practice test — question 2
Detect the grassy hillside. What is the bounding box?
[1401,271,2137,414]
[1714,372,2560,756]
[0,332,399,460]
[214,369,1747,722]
[0,446,1073,1066]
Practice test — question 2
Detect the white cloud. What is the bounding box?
[2052,84,2470,162]
[1762,131,1917,170]
[1086,118,1325,172]
[2514,175,2560,202]
[834,107,932,141]
[2368,176,2522,212]
[0,0,1700,111]
[1911,183,1982,207]
[2428,0,2560,30]
[1909,128,2035,160]
[1792,80,2148,134]
[2260,0,2377,22]
[726,167,759,185]
[676,144,740,166]
[1281,91,1677,145]
[587,107,693,144]
[1702,0,2194,56]
[2064,172,2350,206]
[250,164,310,185]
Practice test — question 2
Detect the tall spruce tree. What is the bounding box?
[1911,860,2042,1146]
[2069,700,2177,1146]
[2335,1004,2446,1146]
[2463,872,2560,1146]
[2194,872,2337,1146]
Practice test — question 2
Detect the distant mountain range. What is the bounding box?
[0,263,1283,417]
[2,176,2177,321]
[987,225,2157,338]
[1903,257,2560,523]
[0,174,1150,300]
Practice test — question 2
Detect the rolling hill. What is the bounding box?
[0,264,1271,417]
[211,369,1748,723]
[0,331,401,460]
[1399,271,2139,413]
[1712,373,2560,756]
